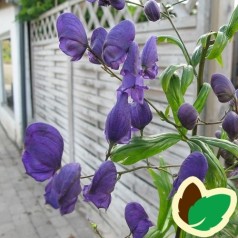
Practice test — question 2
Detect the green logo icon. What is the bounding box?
[172,177,237,237]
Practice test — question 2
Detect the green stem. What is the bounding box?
[125,0,143,7]
[175,227,181,238]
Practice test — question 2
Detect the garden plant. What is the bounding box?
[22,0,238,237]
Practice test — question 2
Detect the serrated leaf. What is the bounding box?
[188,194,231,231]
[206,31,228,60]
[192,136,238,158]
[187,139,227,189]
[110,133,181,165]
[181,65,194,95]
[193,83,211,113]
[226,5,238,39]
[160,65,183,92]
[157,35,190,64]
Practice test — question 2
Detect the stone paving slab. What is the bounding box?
[0,125,97,238]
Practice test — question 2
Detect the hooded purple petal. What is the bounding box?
[222,111,238,141]
[44,163,81,215]
[57,13,88,61]
[211,73,235,103]
[103,20,135,69]
[144,0,160,22]
[83,161,117,209]
[141,36,158,79]
[169,152,208,197]
[125,202,153,238]
[88,27,108,64]
[22,122,63,182]
[105,92,131,145]
[177,103,198,130]
[130,100,152,130]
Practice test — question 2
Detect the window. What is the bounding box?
[1,38,14,110]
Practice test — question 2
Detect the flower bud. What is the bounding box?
[177,103,198,130]
[130,100,152,130]
[215,130,221,139]
[144,0,160,22]
[211,73,235,103]
[222,111,238,141]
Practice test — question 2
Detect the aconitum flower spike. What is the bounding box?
[130,100,152,130]
[222,111,238,141]
[141,36,159,79]
[125,202,153,238]
[144,0,160,22]
[211,73,235,103]
[105,92,131,145]
[169,152,208,198]
[83,161,117,209]
[22,122,63,182]
[177,103,198,130]
[103,20,135,70]
[44,163,81,215]
[88,27,107,64]
[56,13,88,61]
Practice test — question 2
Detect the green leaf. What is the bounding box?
[157,36,190,64]
[148,159,172,230]
[215,54,223,66]
[206,31,228,60]
[181,65,194,95]
[160,65,183,92]
[164,105,170,118]
[193,83,211,113]
[226,5,238,39]
[191,45,203,67]
[192,136,238,158]
[188,139,227,189]
[111,133,181,165]
[164,74,185,125]
[188,194,231,231]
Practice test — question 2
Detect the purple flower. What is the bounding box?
[44,163,81,215]
[22,122,63,182]
[56,13,88,61]
[222,111,238,141]
[88,0,125,10]
[177,103,198,130]
[130,100,152,130]
[215,130,221,139]
[211,73,235,103]
[141,36,159,79]
[169,152,208,197]
[103,20,135,69]
[125,202,153,238]
[83,161,117,209]
[144,0,160,22]
[105,92,131,145]
[88,27,107,64]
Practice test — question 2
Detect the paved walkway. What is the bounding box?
[0,125,97,238]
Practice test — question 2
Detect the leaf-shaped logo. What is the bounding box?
[172,176,237,237]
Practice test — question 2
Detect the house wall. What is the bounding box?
[29,0,234,237]
[0,3,23,147]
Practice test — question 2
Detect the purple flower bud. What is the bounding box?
[56,13,88,61]
[177,103,198,130]
[211,73,235,103]
[83,161,117,209]
[44,163,81,215]
[144,0,160,22]
[88,27,108,64]
[125,202,153,238]
[222,111,238,141]
[103,20,135,69]
[22,123,63,182]
[141,36,159,79]
[89,0,125,10]
[169,152,208,198]
[130,100,152,130]
[215,130,221,139]
[105,92,131,145]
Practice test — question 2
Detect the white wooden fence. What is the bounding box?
[30,0,214,236]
